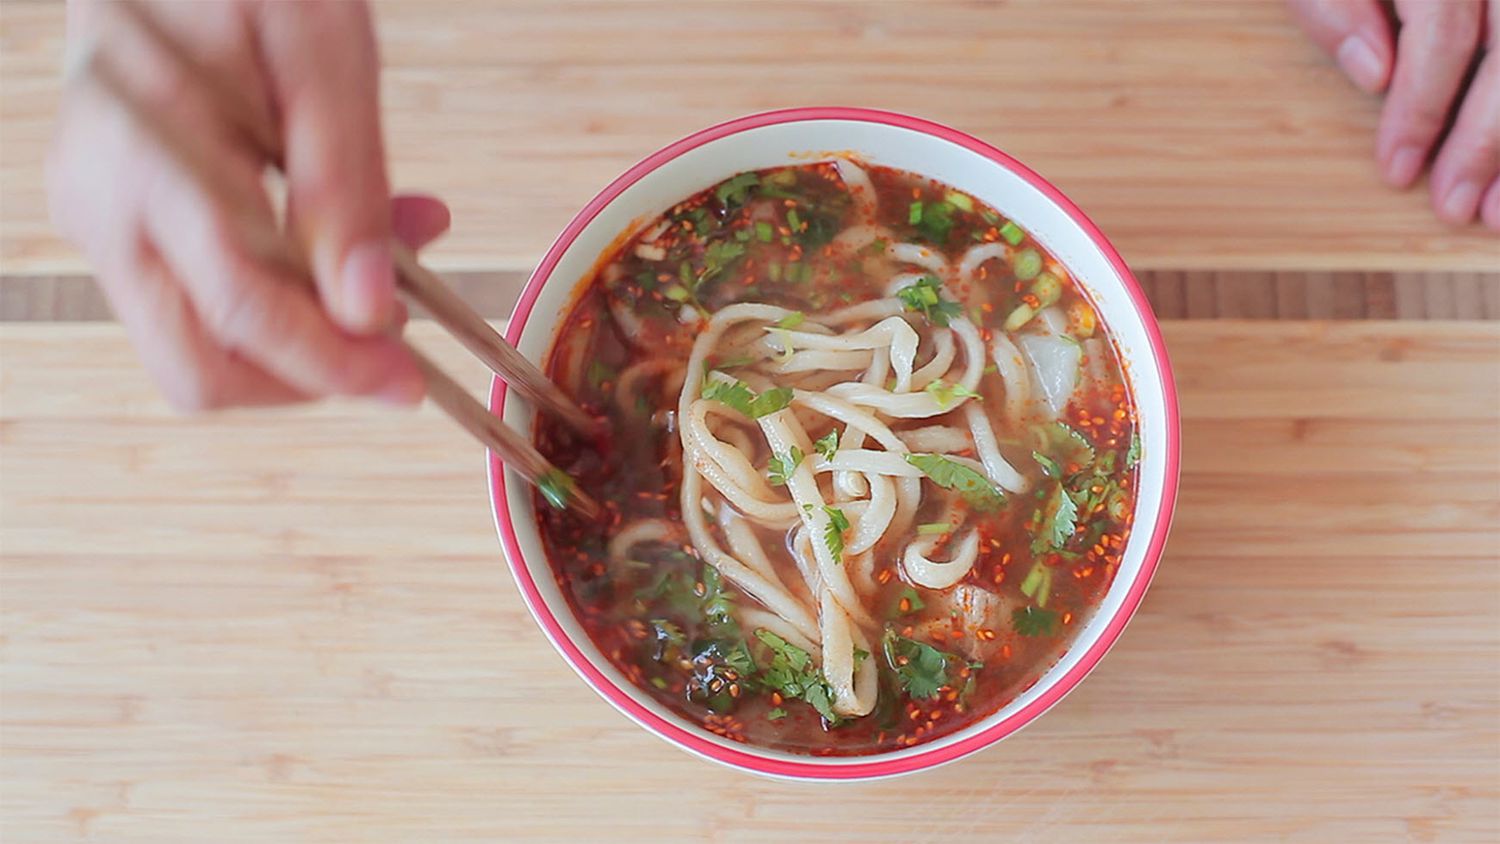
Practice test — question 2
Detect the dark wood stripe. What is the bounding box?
[2,270,1497,322]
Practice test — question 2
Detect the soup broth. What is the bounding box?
[534,160,1137,756]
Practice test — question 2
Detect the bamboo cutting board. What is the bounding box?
[2,320,1497,842]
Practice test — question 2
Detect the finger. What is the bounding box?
[1287,0,1395,93]
[1429,51,1500,226]
[257,1,397,335]
[1482,180,1500,230]
[140,151,425,405]
[1377,0,1484,187]
[392,193,452,250]
[102,240,306,410]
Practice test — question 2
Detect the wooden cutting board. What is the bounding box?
[4,0,1500,277]
[3,320,1496,842]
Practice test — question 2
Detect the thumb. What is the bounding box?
[258,1,395,334]
[1287,0,1395,94]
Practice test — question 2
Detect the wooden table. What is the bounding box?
[2,2,1497,841]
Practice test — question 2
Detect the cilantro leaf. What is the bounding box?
[1012,605,1059,637]
[1043,482,1079,549]
[924,378,980,408]
[766,707,788,720]
[701,376,794,418]
[822,506,849,557]
[1043,421,1096,469]
[1032,450,1062,479]
[768,446,804,486]
[1126,433,1141,469]
[700,241,746,285]
[749,387,794,417]
[892,587,925,617]
[895,274,963,327]
[775,311,805,329]
[881,629,955,700]
[754,630,841,723]
[813,429,839,461]
[714,172,760,208]
[904,453,1005,511]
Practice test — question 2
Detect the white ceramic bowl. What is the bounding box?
[489,107,1180,781]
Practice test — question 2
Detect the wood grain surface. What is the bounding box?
[4,0,1499,277]
[2,320,1498,842]
[5,269,1500,322]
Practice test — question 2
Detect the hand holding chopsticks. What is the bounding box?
[57,0,601,518]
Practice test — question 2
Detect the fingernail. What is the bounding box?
[1438,181,1481,224]
[339,240,396,332]
[1482,184,1500,231]
[1385,146,1423,187]
[1336,36,1385,94]
[376,370,426,407]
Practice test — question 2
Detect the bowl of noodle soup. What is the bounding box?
[490,108,1179,780]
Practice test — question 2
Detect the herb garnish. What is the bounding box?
[892,586,926,616]
[813,429,839,460]
[701,376,794,418]
[536,468,577,511]
[754,630,840,723]
[881,628,961,699]
[1032,450,1062,479]
[768,446,804,486]
[924,378,979,408]
[822,506,850,557]
[911,200,956,244]
[1012,605,1058,637]
[1019,561,1053,608]
[905,453,1005,511]
[714,172,760,208]
[895,274,963,327]
[1042,482,1079,549]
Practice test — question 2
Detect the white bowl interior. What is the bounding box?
[498,118,1171,773]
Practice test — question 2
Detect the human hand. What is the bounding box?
[48,0,449,410]
[1289,0,1499,229]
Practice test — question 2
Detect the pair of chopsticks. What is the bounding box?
[77,0,601,519]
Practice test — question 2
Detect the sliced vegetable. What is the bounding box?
[1012,248,1043,281]
[714,172,759,207]
[1017,333,1082,418]
[1019,561,1054,608]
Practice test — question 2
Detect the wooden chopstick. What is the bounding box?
[388,247,601,437]
[78,47,601,520]
[110,0,601,440]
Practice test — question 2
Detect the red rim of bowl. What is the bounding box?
[489,107,1180,780]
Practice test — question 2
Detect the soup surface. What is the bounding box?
[534,160,1137,756]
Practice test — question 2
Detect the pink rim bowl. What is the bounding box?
[488,107,1180,781]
